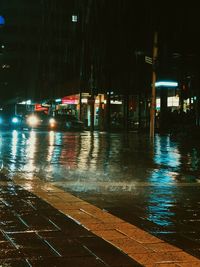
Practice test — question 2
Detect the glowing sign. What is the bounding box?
[62,95,78,104]
[35,104,48,111]
[155,81,178,87]
[72,15,78,22]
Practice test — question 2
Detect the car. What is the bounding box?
[0,112,23,129]
[22,111,54,130]
[52,114,84,131]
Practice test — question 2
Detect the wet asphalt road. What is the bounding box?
[1,129,200,258]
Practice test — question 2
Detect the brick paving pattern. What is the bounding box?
[14,175,200,267]
[0,174,141,267]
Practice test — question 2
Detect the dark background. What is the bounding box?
[0,0,200,103]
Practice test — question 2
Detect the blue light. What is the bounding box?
[0,117,3,124]
[12,117,19,123]
[155,81,178,88]
[0,16,5,26]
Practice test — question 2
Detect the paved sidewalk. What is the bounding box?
[0,173,141,267]
[2,172,200,266]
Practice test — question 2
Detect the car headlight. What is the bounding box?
[49,118,56,124]
[27,115,39,126]
[12,117,19,123]
[49,118,56,127]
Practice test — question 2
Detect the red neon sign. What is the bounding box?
[35,104,48,111]
[62,95,78,104]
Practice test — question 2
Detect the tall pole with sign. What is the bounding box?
[90,64,95,131]
[150,32,158,140]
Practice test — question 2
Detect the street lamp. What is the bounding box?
[150,32,158,140]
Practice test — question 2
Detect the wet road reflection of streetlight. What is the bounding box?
[3,130,200,253]
[47,131,55,162]
[10,130,18,171]
[2,130,200,188]
[77,132,100,171]
[60,134,77,168]
[146,135,180,227]
[11,130,18,157]
[151,135,181,183]
[24,130,37,175]
[154,135,181,169]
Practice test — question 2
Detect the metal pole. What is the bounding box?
[79,91,82,121]
[90,64,95,131]
[150,32,158,140]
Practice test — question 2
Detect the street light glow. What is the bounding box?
[155,81,178,87]
[72,15,78,22]
[0,15,5,26]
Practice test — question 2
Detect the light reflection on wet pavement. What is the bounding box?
[1,129,200,258]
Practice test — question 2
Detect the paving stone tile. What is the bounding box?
[38,227,92,240]
[0,232,8,242]
[46,217,95,237]
[0,215,28,232]
[64,209,95,220]
[145,242,182,252]
[22,247,56,258]
[0,248,23,259]
[177,263,200,267]
[119,228,162,244]
[7,232,44,246]
[64,210,102,224]
[129,251,199,265]
[93,229,127,240]
[145,264,181,267]
[27,198,59,210]
[11,178,200,267]
[20,214,59,231]
[29,256,107,267]
[0,240,15,250]
[37,231,92,257]
[6,232,56,257]
[109,237,153,254]
[85,222,127,231]
[78,236,141,267]
[0,259,29,266]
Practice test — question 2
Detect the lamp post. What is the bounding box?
[150,32,158,140]
[89,64,95,131]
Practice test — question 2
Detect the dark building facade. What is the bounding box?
[1,0,200,115]
[0,1,154,103]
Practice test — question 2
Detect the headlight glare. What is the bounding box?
[12,117,19,123]
[49,118,56,124]
[27,115,39,126]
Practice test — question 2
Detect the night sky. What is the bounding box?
[0,1,200,103]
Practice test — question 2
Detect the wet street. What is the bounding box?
[1,129,200,260]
